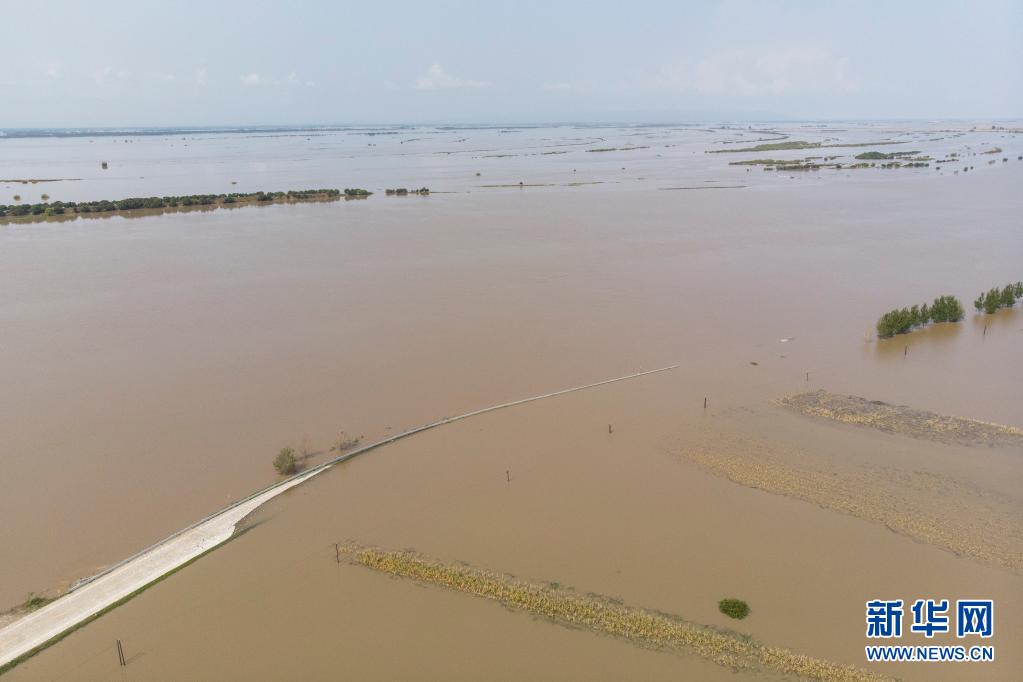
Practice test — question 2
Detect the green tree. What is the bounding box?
[877,308,916,338]
[273,447,297,475]
[1000,285,1016,308]
[982,288,1001,314]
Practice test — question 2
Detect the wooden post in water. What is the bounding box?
[608,423,612,434]
[806,371,809,382]
[984,324,987,336]
[335,543,340,564]
[506,470,510,483]
[703,397,707,409]
[904,345,908,357]
[116,639,125,667]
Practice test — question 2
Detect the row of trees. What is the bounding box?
[974,282,1023,314]
[0,189,342,218]
[876,295,965,338]
[384,187,430,196]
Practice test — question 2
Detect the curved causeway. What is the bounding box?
[0,364,678,672]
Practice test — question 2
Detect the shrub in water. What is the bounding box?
[273,447,297,475]
[718,598,750,620]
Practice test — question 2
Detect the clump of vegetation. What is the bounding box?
[343,188,372,198]
[854,150,920,160]
[876,295,964,338]
[22,594,54,612]
[856,151,893,160]
[100,161,108,169]
[331,429,363,452]
[272,447,297,475]
[718,598,750,620]
[974,282,1023,314]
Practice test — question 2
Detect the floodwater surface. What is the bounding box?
[1,123,1021,679]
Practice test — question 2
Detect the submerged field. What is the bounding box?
[0,122,1021,679]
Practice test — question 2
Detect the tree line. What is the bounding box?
[0,189,342,218]
[974,282,1023,314]
[876,295,964,338]
[877,282,1021,339]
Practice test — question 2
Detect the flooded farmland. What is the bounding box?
[1,123,1021,680]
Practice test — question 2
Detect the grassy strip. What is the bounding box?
[586,146,649,152]
[346,545,894,682]
[710,140,906,154]
[0,535,238,677]
[780,390,1023,448]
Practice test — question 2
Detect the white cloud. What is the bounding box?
[415,63,490,90]
[194,67,209,87]
[240,72,269,86]
[240,71,314,87]
[286,71,315,87]
[45,62,61,79]
[542,80,597,94]
[646,48,859,96]
[94,66,129,86]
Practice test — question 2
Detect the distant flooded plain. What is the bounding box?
[1,123,1021,679]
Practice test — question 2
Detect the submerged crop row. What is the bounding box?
[344,544,892,682]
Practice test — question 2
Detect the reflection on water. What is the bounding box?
[970,306,1021,333]
[871,319,964,362]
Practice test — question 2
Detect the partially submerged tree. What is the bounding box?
[273,447,297,475]
[976,282,1022,314]
[929,295,964,323]
[331,430,363,453]
[876,295,964,338]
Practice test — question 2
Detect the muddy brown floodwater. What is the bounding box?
[1,124,1021,679]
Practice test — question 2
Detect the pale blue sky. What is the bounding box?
[2,0,1020,126]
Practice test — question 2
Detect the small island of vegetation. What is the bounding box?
[876,295,964,338]
[710,140,906,154]
[0,189,348,224]
[854,150,920,160]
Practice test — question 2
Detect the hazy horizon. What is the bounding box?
[3,1,1021,128]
